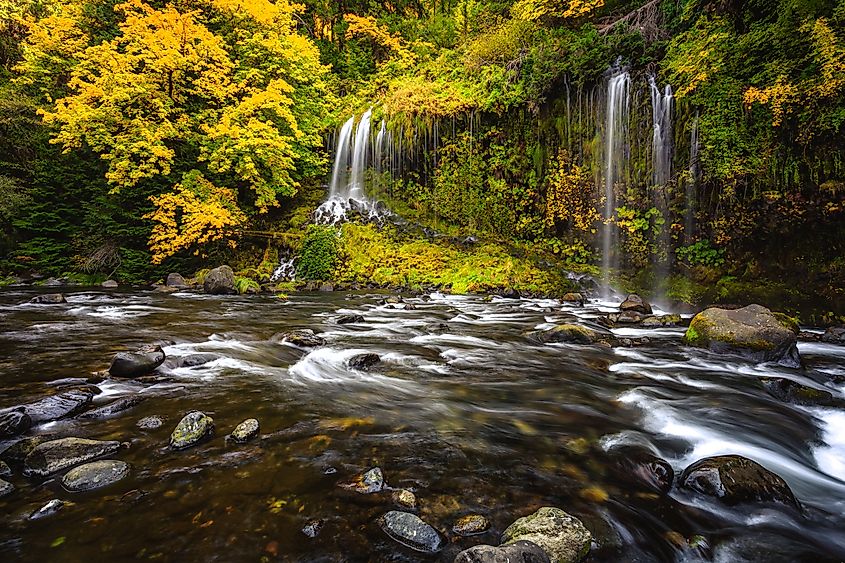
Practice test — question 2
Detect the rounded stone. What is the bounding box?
[61,459,130,492]
[680,455,799,508]
[392,489,417,509]
[230,418,260,443]
[455,541,551,563]
[170,411,214,450]
[379,510,444,553]
[501,507,592,563]
[23,437,122,478]
[137,415,164,430]
[452,514,491,536]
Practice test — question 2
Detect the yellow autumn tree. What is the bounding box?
[511,0,604,22]
[17,0,331,262]
[544,150,599,233]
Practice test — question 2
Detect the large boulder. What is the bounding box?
[165,272,188,288]
[454,541,551,563]
[680,455,799,509]
[500,507,592,563]
[620,294,652,315]
[170,411,214,450]
[821,327,845,345]
[30,293,66,304]
[23,437,122,478]
[203,265,236,295]
[530,324,609,346]
[61,459,130,492]
[378,511,444,553]
[683,305,801,367]
[11,389,94,424]
[109,345,166,378]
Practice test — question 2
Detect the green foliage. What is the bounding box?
[234,276,260,294]
[676,240,725,267]
[297,224,339,280]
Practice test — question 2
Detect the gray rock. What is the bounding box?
[109,345,166,378]
[0,478,13,498]
[203,265,236,295]
[339,466,384,494]
[61,459,130,492]
[347,353,380,370]
[561,293,585,306]
[680,455,799,509]
[821,327,845,345]
[684,305,801,367]
[229,418,259,443]
[23,437,122,478]
[43,278,62,286]
[101,280,118,288]
[379,511,444,553]
[302,518,325,538]
[171,353,221,368]
[761,377,836,406]
[78,396,145,419]
[30,499,65,520]
[166,273,188,288]
[170,411,214,450]
[403,303,416,310]
[270,329,325,348]
[137,416,164,430]
[12,390,94,423]
[319,283,334,292]
[454,541,551,563]
[336,314,365,325]
[0,409,31,437]
[452,514,491,536]
[0,436,52,464]
[501,507,592,563]
[30,293,66,304]
[0,460,11,478]
[381,296,403,305]
[620,294,652,315]
[425,322,450,334]
[531,324,607,346]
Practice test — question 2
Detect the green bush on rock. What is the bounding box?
[297,225,340,281]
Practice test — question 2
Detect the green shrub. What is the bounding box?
[297,225,339,280]
[234,276,260,294]
[676,240,725,268]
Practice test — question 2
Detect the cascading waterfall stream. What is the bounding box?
[648,75,674,298]
[686,114,700,245]
[328,117,355,198]
[602,69,631,298]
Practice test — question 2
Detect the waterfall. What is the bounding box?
[375,119,386,191]
[271,251,297,282]
[649,76,674,187]
[601,68,631,298]
[315,109,391,224]
[686,114,700,245]
[328,117,355,198]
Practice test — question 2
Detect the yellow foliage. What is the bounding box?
[383,75,476,118]
[664,19,729,98]
[511,0,603,21]
[743,77,798,127]
[809,18,845,99]
[544,150,599,233]
[146,171,246,263]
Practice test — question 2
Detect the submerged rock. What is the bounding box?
[425,322,450,334]
[137,416,164,430]
[454,541,551,563]
[0,435,52,464]
[347,353,381,370]
[101,280,118,288]
[302,518,325,538]
[761,377,836,406]
[608,446,674,493]
[23,437,122,478]
[452,514,491,536]
[340,466,384,494]
[270,329,325,348]
[639,314,682,328]
[16,389,94,423]
[379,511,444,553]
[61,459,130,492]
[604,311,646,325]
[501,507,592,563]
[170,411,214,450]
[336,314,365,325]
[0,460,11,478]
[680,455,799,508]
[30,293,66,304]
[30,499,65,520]
[531,324,607,346]
[684,305,802,367]
[620,294,652,315]
[0,409,31,437]
[109,345,166,378]
[229,418,260,443]
[0,478,13,498]
[166,272,188,288]
[203,265,237,294]
[821,327,845,345]
[501,288,521,299]
[170,353,221,368]
[392,489,417,509]
[78,396,145,419]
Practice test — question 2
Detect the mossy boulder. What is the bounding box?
[531,324,610,346]
[501,507,592,563]
[229,418,259,443]
[680,455,799,509]
[270,329,325,348]
[683,305,801,367]
[169,411,214,450]
[760,377,837,406]
[203,265,237,295]
[23,437,122,478]
[61,459,130,492]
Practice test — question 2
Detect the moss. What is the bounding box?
[233,276,260,294]
[683,317,709,346]
[772,312,800,335]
